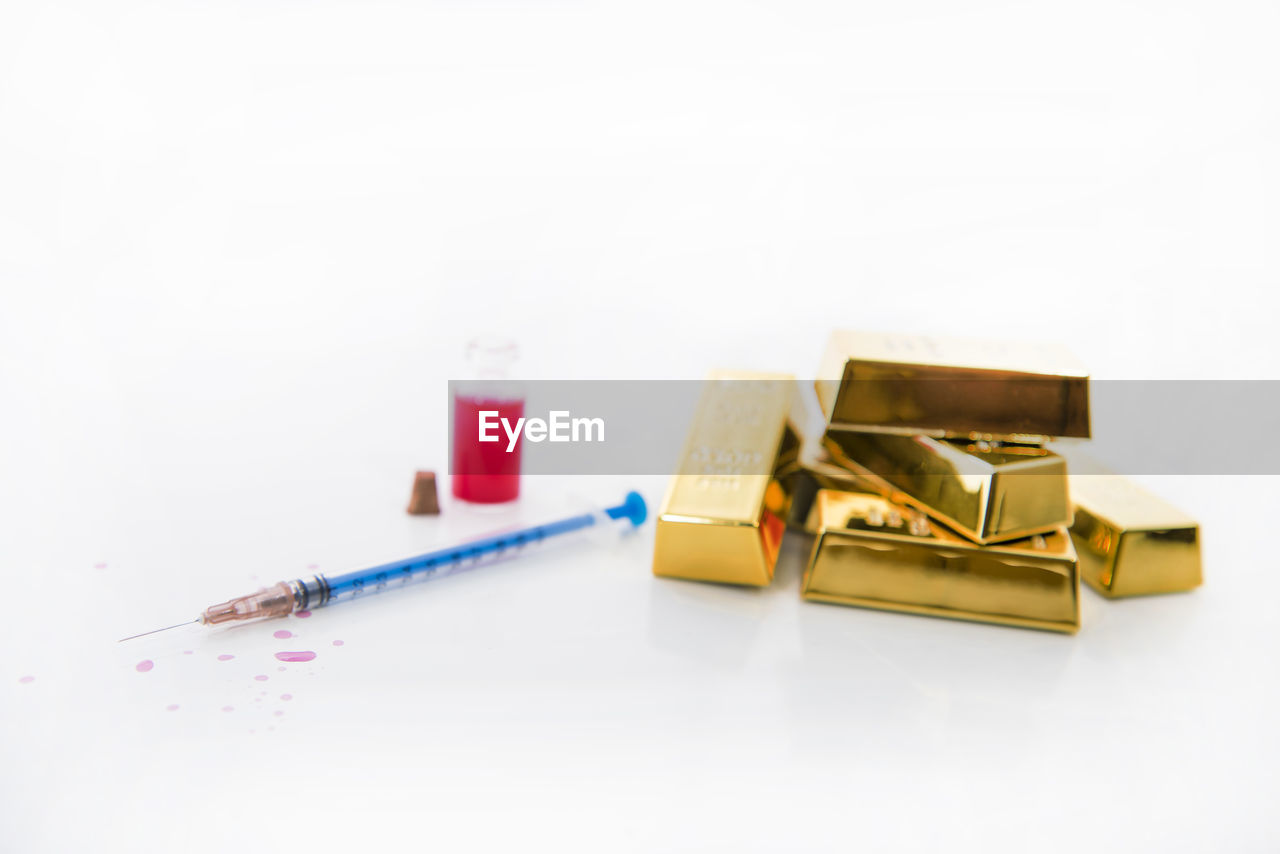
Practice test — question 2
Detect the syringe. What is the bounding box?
[119,491,648,641]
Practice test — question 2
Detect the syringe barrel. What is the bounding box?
[190,492,646,627]
[320,501,640,607]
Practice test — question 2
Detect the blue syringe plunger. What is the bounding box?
[607,490,648,528]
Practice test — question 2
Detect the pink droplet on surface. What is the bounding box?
[166,704,179,711]
[280,694,292,701]
[135,660,154,673]
[332,639,344,646]
[222,706,234,713]
[217,654,234,661]
[294,610,312,619]
[274,651,316,663]
[18,675,35,684]
[254,674,269,682]
[94,562,107,569]
[183,650,193,655]
[273,630,293,639]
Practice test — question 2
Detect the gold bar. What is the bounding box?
[802,490,1080,633]
[816,330,1091,440]
[823,430,1071,544]
[652,371,797,586]
[1068,475,1202,597]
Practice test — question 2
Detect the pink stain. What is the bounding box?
[183,650,193,655]
[280,694,292,701]
[294,610,312,619]
[166,704,179,712]
[217,654,234,661]
[306,563,319,570]
[277,666,286,671]
[135,660,154,673]
[274,651,316,663]
[18,675,35,684]
[273,630,293,639]
[254,674,269,682]
[222,706,234,713]
[273,710,284,717]
[94,562,107,569]
[332,639,344,647]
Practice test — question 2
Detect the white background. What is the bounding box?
[3,1,1278,851]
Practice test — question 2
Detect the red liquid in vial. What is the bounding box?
[452,395,523,503]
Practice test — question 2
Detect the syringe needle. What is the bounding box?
[117,619,198,643]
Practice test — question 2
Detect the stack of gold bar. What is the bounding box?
[803,331,1088,632]
[652,332,1203,634]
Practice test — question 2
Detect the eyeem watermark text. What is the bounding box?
[479,410,605,452]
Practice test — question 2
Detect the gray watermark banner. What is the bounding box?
[447,380,1280,475]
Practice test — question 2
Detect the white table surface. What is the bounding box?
[3,2,1278,851]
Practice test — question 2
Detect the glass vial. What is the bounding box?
[451,337,523,503]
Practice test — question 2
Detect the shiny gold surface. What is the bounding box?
[653,371,797,586]
[824,430,1071,544]
[775,440,879,532]
[802,490,1080,633]
[1068,475,1202,597]
[815,330,1091,440]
